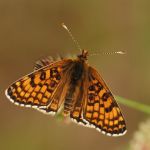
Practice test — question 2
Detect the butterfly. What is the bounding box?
[5,49,127,136]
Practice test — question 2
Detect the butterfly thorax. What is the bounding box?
[63,58,87,116]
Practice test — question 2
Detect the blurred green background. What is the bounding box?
[0,1,150,150]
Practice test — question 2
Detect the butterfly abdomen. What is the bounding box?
[64,61,84,115]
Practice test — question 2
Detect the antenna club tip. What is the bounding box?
[61,23,68,30]
[116,51,126,55]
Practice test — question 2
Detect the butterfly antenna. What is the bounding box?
[103,51,126,55]
[61,23,82,52]
[90,50,126,56]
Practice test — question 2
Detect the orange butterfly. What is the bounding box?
[5,24,127,136]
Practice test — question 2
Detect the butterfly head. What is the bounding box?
[77,50,88,61]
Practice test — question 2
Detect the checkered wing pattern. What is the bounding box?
[83,67,127,136]
[5,59,73,114]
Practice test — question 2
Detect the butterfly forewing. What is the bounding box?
[83,66,127,136]
[5,59,73,113]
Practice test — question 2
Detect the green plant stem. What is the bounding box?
[115,95,150,115]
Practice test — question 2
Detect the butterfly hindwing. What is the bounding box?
[83,66,127,136]
[6,59,73,114]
